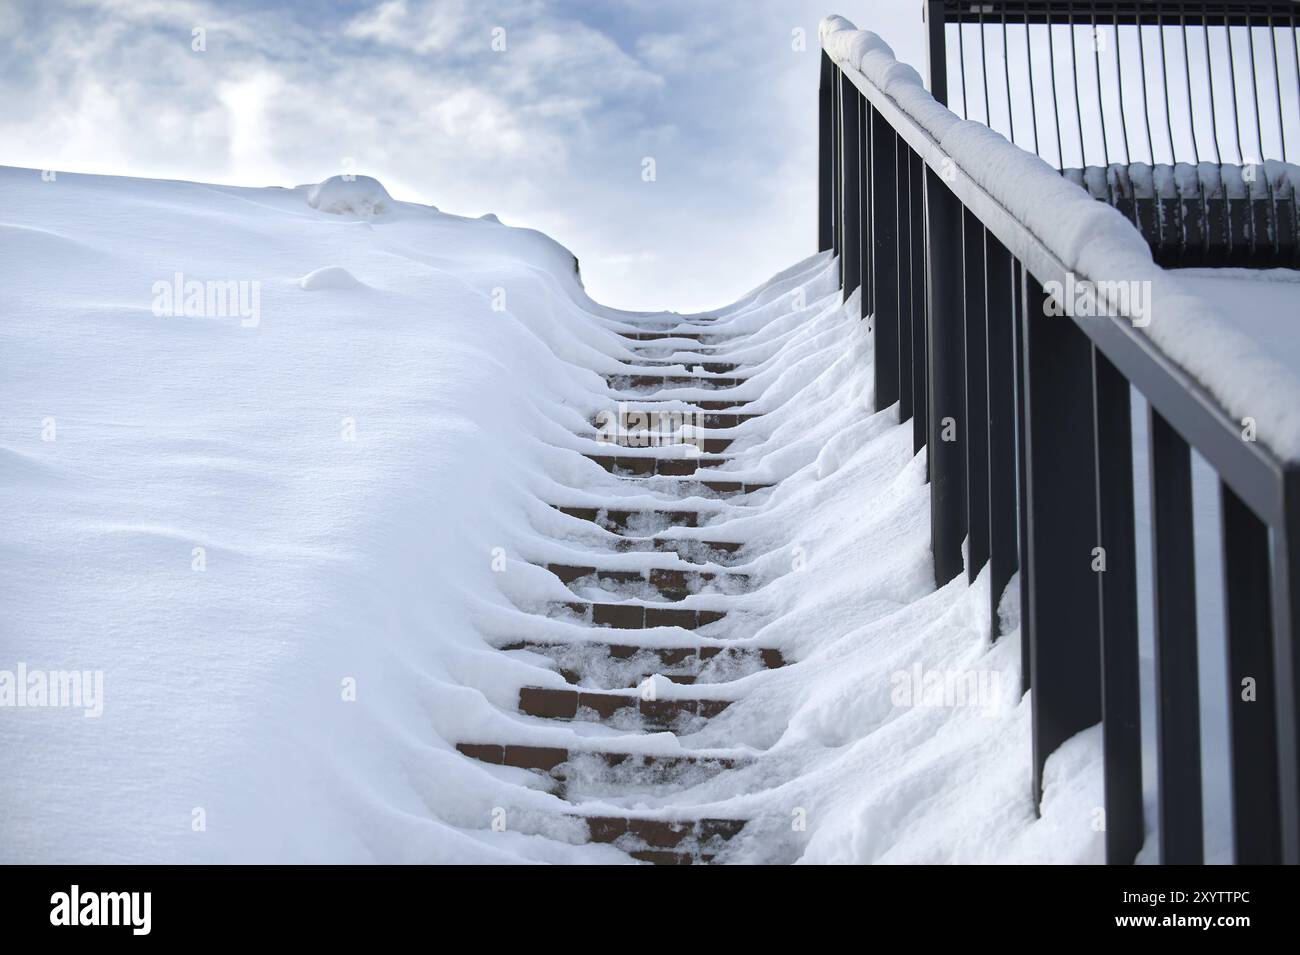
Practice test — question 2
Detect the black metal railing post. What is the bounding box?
[910,150,929,457]
[985,235,1018,638]
[1021,275,1103,808]
[1221,482,1282,863]
[841,76,862,304]
[818,52,835,253]
[1269,471,1300,864]
[871,111,900,411]
[860,97,874,318]
[963,212,990,583]
[833,68,842,265]
[898,137,916,425]
[925,0,949,104]
[1148,409,1204,864]
[1013,262,1033,694]
[925,167,967,587]
[1092,350,1144,865]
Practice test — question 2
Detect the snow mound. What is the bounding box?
[306,175,392,217]
[299,266,365,291]
[479,213,500,223]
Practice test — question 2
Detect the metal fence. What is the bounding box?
[821,11,1300,864]
[922,0,1300,265]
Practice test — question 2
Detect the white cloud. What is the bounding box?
[0,0,926,309]
[343,0,474,54]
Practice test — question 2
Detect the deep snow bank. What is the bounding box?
[304,174,393,217]
[0,167,1101,863]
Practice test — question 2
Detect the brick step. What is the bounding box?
[604,373,748,390]
[619,331,709,342]
[694,479,772,496]
[559,600,726,630]
[600,410,759,430]
[694,399,752,411]
[500,640,784,688]
[546,508,746,561]
[581,815,745,863]
[518,686,731,727]
[702,412,758,429]
[455,742,739,775]
[617,360,740,375]
[552,503,718,530]
[584,453,730,477]
[608,399,754,412]
[581,433,734,454]
[544,562,750,599]
[617,537,745,563]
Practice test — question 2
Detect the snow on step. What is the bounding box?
[517,686,731,728]
[542,562,751,600]
[454,742,741,776]
[583,452,731,477]
[557,600,727,631]
[499,640,785,689]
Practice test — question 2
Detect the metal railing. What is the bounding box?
[820,12,1300,864]
[921,0,1300,265]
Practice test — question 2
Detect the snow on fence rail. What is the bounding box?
[921,0,1300,268]
[819,12,1300,865]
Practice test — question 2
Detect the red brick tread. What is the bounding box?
[455,742,740,772]
[544,563,750,598]
[559,601,727,630]
[518,685,732,725]
[584,453,730,477]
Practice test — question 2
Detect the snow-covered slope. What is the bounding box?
[0,166,1102,863]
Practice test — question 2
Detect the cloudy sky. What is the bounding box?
[0,0,923,310]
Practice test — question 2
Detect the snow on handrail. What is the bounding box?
[821,14,1300,463]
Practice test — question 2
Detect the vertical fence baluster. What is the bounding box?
[910,150,929,457]
[841,77,862,304]
[818,52,835,253]
[1021,275,1103,808]
[1268,471,1300,864]
[924,0,949,103]
[1093,351,1144,865]
[833,68,842,267]
[1221,482,1281,863]
[898,137,915,424]
[1013,263,1033,692]
[964,212,989,583]
[1148,409,1204,863]
[860,96,874,319]
[925,166,967,587]
[985,235,1018,638]
[871,111,900,411]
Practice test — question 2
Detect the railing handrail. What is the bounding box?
[820,11,1300,866]
[821,14,1297,520]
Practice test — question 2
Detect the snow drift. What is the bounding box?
[305,174,393,217]
[0,167,1103,863]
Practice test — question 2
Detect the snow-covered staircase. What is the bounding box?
[455,313,785,864]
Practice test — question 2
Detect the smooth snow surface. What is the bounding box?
[1172,268,1300,382]
[0,166,1103,863]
